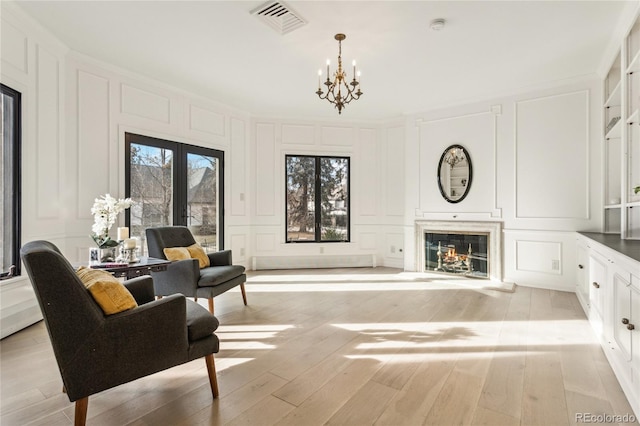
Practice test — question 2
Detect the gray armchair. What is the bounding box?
[146,226,247,314]
[20,240,220,426]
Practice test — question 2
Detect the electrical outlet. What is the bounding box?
[240,248,245,256]
[390,245,396,253]
[551,259,560,271]
[239,193,245,201]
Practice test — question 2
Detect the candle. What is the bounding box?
[117,227,129,241]
[326,59,330,78]
[352,60,356,78]
[123,238,136,249]
[318,69,322,89]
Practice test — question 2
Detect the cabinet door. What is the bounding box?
[631,281,640,398]
[613,272,632,361]
[576,242,589,306]
[589,251,608,322]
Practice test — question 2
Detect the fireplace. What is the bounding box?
[415,220,503,281]
[425,232,488,278]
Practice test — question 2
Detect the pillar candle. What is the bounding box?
[123,238,136,249]
[117,227,129,241]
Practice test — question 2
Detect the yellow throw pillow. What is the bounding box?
[163,247,191,261]
[76,267,138,315]
[187,243,211,269]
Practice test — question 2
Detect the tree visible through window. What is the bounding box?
[1,84,21,279]
[286,155,349,243]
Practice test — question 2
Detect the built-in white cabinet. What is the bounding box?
[577,233,640,418]
[575,240,590,309]
[603,13,640,239]
[612,268,640,400]
[588,249,608,333]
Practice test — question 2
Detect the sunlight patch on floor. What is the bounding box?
[333,319,598,346]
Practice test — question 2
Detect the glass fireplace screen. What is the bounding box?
[425,232,488,278]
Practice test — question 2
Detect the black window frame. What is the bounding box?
[285,154,351,243]
[1,83,22,280]
[124,132,225,249]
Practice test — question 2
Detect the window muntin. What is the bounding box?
[1,84,22,280]
[286,155,349,243]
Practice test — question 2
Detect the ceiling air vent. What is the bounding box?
[251,1,307,35]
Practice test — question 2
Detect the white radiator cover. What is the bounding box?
[252,254,376,270]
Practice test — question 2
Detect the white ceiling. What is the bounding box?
[13,1,635,120]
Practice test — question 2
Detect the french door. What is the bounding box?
[124,133,224,253]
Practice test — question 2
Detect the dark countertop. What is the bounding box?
[579,232,640,264]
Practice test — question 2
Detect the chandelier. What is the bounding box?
[316,33,362,114]
[444,147,465,168]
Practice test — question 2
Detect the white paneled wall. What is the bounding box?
[1,4,68,337]
[404,81,601,290]
[250,118,404,268]
[65,56,252,263]
[515,91,589,219]
[416,108,499,218]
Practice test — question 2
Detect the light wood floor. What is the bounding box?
[1,268,638,425]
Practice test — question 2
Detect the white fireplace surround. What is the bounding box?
[415,220,503,282]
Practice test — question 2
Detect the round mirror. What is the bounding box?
[437,144,472,203]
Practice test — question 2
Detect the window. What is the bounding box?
[1,84,22,279]
[125,133,224,253]
[286,155,350,243]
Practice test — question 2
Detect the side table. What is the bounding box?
[90,257,170,279]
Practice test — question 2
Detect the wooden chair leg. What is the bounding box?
[208,297,214,314]
[240,283,248,306]
[204,354,219,398]
[156,295,163,300]
[194,296,198,302]
[74,397,89,426]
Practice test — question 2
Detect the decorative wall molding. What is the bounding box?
[255,123,276,216]
[416,107,498,217]
[77,70,110,220]
[1,18,28,74]
[120,83,170,123]
[282,124,315,145]
[189,104,225,137]
[35,44,61,220]
[514,90,590,219]
[515,240,562,275]
[321,126,354,146]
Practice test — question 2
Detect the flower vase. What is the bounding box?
[98,247,116,263]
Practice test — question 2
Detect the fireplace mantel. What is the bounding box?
[415,220,503,281]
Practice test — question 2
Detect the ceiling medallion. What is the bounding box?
[316,33,363,114]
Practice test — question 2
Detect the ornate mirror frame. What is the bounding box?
[437,144,472,204]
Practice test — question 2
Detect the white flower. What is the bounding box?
[91,194,133,247]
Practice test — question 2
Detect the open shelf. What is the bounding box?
[605,119,622,139]
[605,80,621,106]
[603,15,640,240]
[627,49,640,73]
